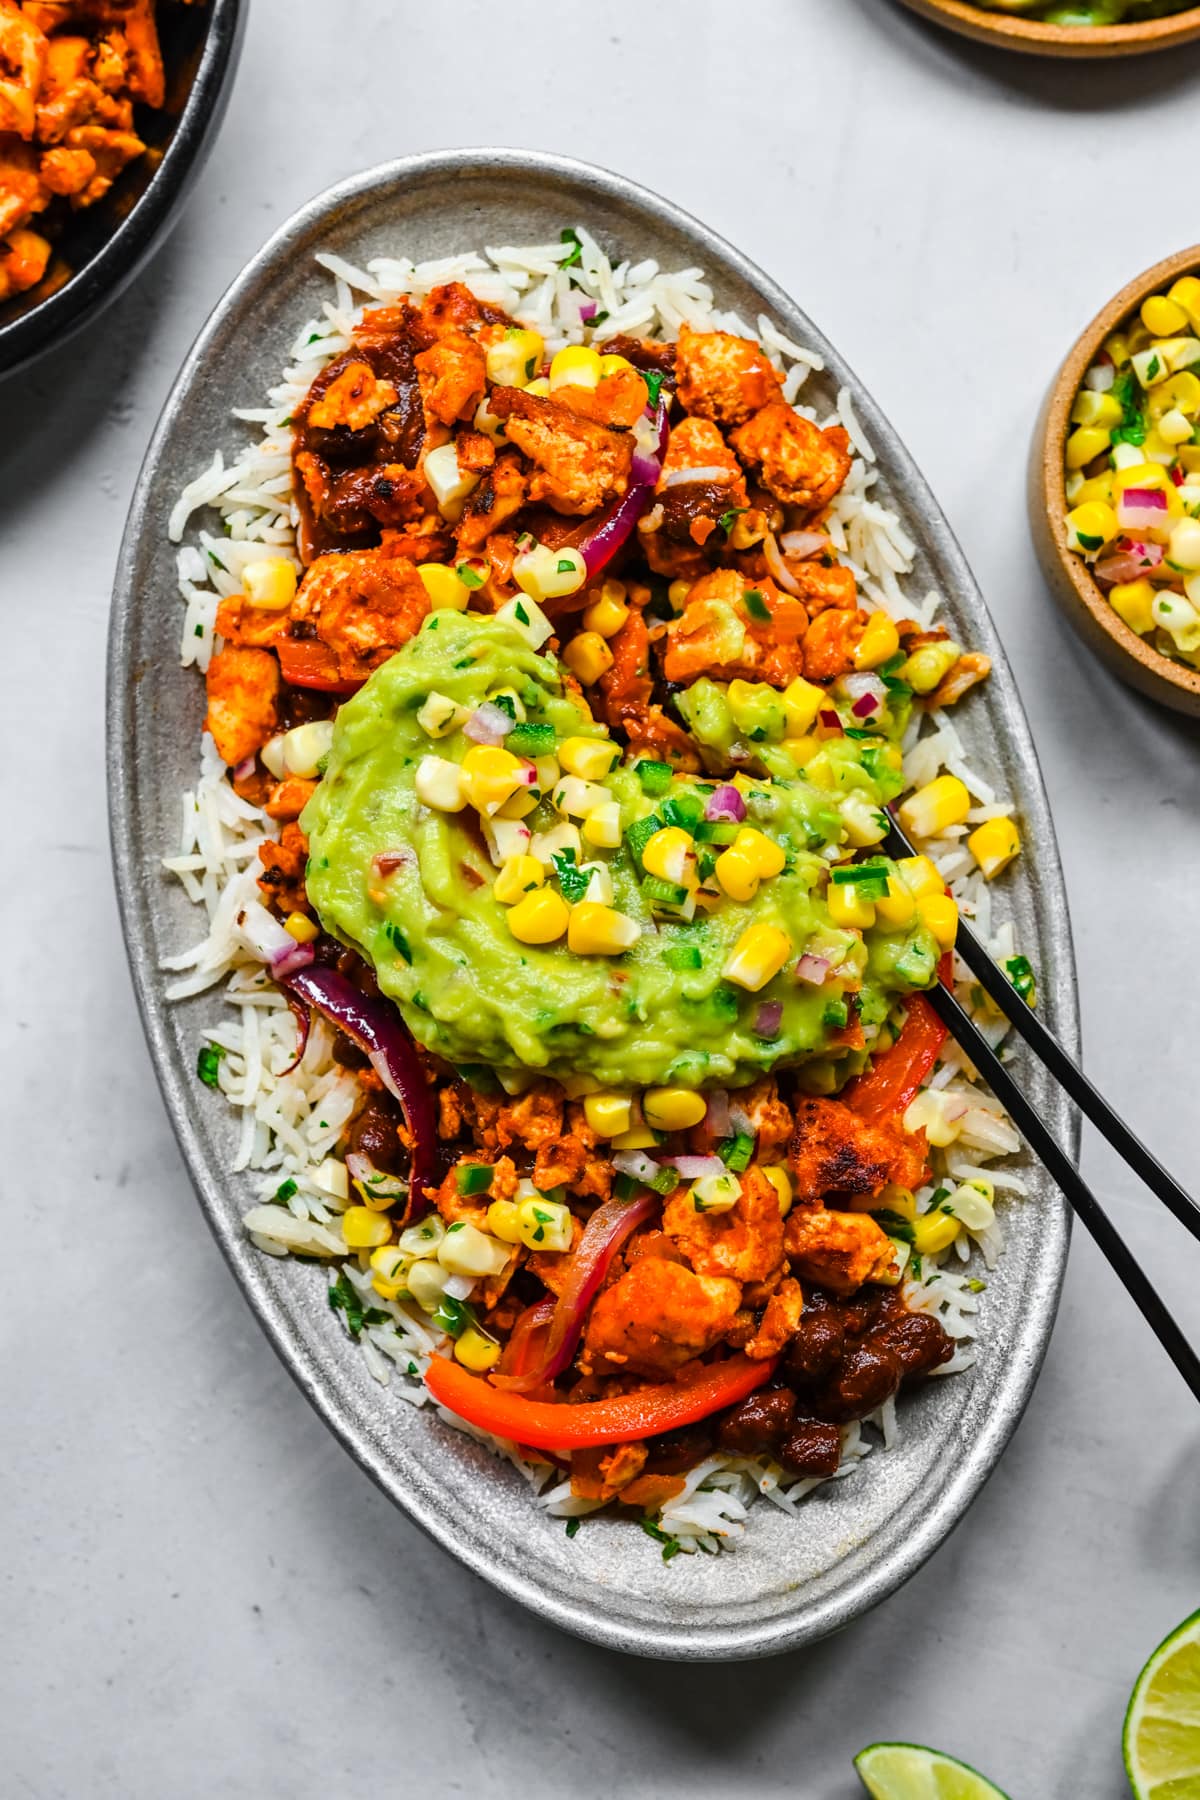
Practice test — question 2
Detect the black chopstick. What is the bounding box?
[880,821,1200,1401]
[917,978,1200,1403]
[884,819,1200,1248]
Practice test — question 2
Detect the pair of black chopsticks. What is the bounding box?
[884,819,1200,1402]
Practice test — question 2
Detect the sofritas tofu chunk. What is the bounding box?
[204,645,280,769]
[790,1097,928,1205]
[661,1166,785,1284]
[674,321,784,427]
[731,404,852,512]
[284,549,431,683]
[583,1257,742,1379]
[488,385,634,516]
[784,1207,897,1296]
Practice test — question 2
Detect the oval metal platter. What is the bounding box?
[108,149,1079,1660]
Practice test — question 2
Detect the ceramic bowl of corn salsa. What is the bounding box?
[1032,247,1200,715]
[898,0,1200,56]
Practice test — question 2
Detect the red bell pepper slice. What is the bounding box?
[424,1352,778,1450]
[276,637,364,694]
[842,993,947,1123]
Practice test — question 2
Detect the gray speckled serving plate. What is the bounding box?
[107,149,1079,1661]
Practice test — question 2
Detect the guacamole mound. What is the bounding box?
[301,611,938,1090]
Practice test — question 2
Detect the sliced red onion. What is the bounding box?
[779,529,831,560]
[660,464,733,490]
[1117,488,1168,533]
[345,1151,407,1204]
[1095,541,1164,588]
[490,1190,657,1393]
[578,400,669,579]
[280,990,312,1076]
[754,1002,783,1038]
[706,784,746,823]
[372,849,413,877]
[817,709,844,737]
[670,1154,725,1180]
[795,953,830,986]
[764,531,803,597]
[278,964,437,1226]
[463,701,513,746]
[613,1149,661,1184]
[705,1089,731,1138]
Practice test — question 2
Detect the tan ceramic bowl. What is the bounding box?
[1030,245,1200,716]
[898,0,1200,57]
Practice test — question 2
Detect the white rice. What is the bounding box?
[163,231,1030,1553]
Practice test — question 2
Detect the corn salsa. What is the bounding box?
[979,0,1197,20]
[1064,275,1200,666]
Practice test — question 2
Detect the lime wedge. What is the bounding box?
[1125,1608,1200,1799]
[854,1742,1010,1800]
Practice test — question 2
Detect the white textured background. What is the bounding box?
[4,3,1200,1795]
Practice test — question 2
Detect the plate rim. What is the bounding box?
[107,146,1080,1660]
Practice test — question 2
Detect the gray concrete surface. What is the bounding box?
[4,2,1200,1794]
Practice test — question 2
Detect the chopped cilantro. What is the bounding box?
[432,1294,477,1339]
[328,1270,367,1338]
[384,921,412,963]
[272,1178,298,1206]
[514,601,530,626]
[456,561,485,589]
[559,226,583,269]
[718,507,747,536]
[640,1518,683,1562]
[565,1517,581,1539]
[196,1044,225,1088]
[552,851,591,903]
[1005,953,1037,1006]
[642,369,667,408]
[874,1208,915,1244]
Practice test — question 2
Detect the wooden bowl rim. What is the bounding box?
[1041,244,1200,702]
[897,0,1200,55]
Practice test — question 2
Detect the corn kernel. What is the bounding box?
[583,1092,634,1137]
[714,846,760,903]
[494,786,539,820]
[1168,277,1200,331]
[782,735,819,768]
[583,582,630,638]
[762,1165,793,1218]
[643,826,695,884]
[342,1207,392,1250]
[507,888,570,945]
[918,892,958,951]
[643,1087,707,1131]
[454,1326,502,1372]
[1169,517,1200,571]
[583,801,622,848]
[485,325,545,388]
[423,444,481,520]
[873,1239,911,1287]
[524,376,551,398]
[783,676,825,735]
[243,558,298,611]
[417,691,471,738]
[516,1195,574,1252]
[1070,390,1123,431]
[407,1259,451,1313]
[828,881,876,931]
[370,1245,408,1287]
[494,854,545,905]
[910,1208,962,1256]
[549,345,602,392]
[399,1215,445,1258]
[903,1089,964,1148]
[514,542,587,604]
[895,854,943,899]
[598,352,636,378]
[530,821,582,866]
[667,579,693,614]
[1065,501,1118,558]
[950,1179,996,1233]
[854,611,901,670]
[284,911,318,943]
[1065,425,1112,470]
[690,1171,742,1215]
[967,816,1021,880]
[280,719,335,778]
[1142,294,1190,338]
[900,641,960,695]
[875,878,916,928]
[558,736,620,780]
[609,1125,660,1149]
[495,592,555,648]
[1109,577,1157,636]
[1149,370,1200,422]
[437,1221,511,1279]
[461,744,527,816]
[568,902,641,955]
[486,1199,523,1244]
[723,923,792,992]
[415,754,467,812]
[562,631,614,686]
[730,826,786,879]
[898,774,971,840]
[418,563,472,612]
[878,1182,916,1221]
[841,791,889,849]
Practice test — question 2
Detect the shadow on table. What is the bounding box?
[851,0,1200,109]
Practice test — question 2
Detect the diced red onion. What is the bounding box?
[1095,541,1164,588]
[613,1150,661,1184]
[277,964,437,1226]
[844,672,887,718]
[1117,489,1168,534]
[660,464,733,490]
[1171,463,1186,488]
[670,1154,726,1180]
[578,300,598,323]
[239,900,316,980]
[490,1190,657,1393]
[795,953,830,986]
[730,1104,755,1137]
[705,784,746,823]
[705,1089,731,1138]
[779,529,831,560]
[463,701,513,745]
[763,531,803,597]
[578,401,669,579]
[818,709,844,737]
[754,1002,783,1038]
[232,754,256,783]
